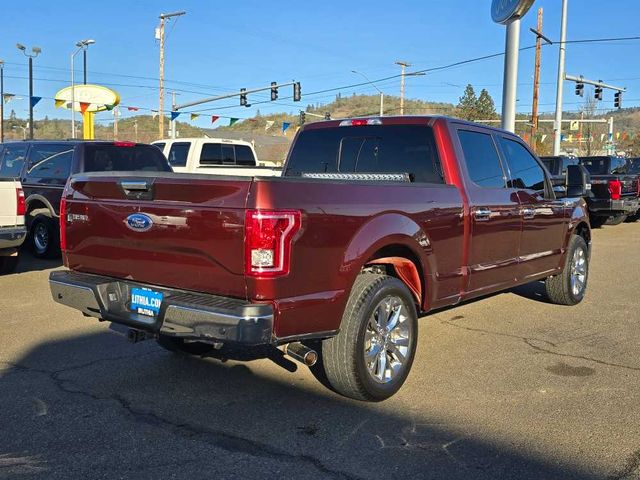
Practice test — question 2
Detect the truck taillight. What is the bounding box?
[245,209,301,278]
[608,179,622,200]
[16,188,26,216]
[59,196,67,252]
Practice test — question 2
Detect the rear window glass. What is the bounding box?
[0,144,28,178]
[26,144,74,180]
[235,145,256,166]
[285,125,443,183]
[200,143,223,165]
[581,157,628,175]
[167,142,190,167]
[83,144,172,173]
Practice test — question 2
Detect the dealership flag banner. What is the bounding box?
[30,96,42,108]
[190,113,200,121]
[211,115,219,124]
[104,103,115,111]
[170,111,181,121]
[3,93,14,104]
[54,99,65,108]
[127,106,139,111]
[229,118,239,126]
[282,122,290,133]
[265,120,275,131]
[541,134,547,143]
[79,102,90,114]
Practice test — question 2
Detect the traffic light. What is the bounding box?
[293,82,301,102]
[595,84,603,101]
[614,91,622,109]
[299,111,306,125]
[324,112,331,120]
[240,88,247,106]
[270,82,278,101]
[575,82,584,97]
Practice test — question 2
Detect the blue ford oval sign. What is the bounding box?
[491,0,535,24]
[125,213,153,232]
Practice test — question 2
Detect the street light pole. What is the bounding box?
[351,70,384,116]
[553,0,569,155]
[16,43,41,140]
[83,48,87,84]
[158,10,186,139]
[70,40,95,139]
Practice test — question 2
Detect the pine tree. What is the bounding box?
[457,84,479,120]
[477,89,497,119]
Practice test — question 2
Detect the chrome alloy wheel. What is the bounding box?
[570,246,587,297]
[364,295,413,384]
[33,222,49,254]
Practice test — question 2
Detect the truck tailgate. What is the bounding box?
[64,173,251,299]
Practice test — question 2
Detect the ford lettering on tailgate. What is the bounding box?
[130,288,163,317]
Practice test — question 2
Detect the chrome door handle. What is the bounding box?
[474,208,492,222]
[522,208,536,219]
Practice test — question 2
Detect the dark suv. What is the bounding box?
[0,141,172,257]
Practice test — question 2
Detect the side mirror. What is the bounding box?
[566,165,590,197]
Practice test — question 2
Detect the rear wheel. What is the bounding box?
[322,273,418,401]
[605,214,627,226]
[156,335,214,356]
[545,235,589,306]
[30,215,60,258]
[0,255,19,274]
[624,212,639,223]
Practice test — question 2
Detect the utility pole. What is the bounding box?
[134,119,138,143]
[529,8,552,151]
[158,11,186,140]
[553,0,569,155]
[395,61,410,115]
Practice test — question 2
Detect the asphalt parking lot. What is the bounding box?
[0,224,638,480]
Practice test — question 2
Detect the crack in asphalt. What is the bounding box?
[1,352,362,480]
[442,318,640,373]
[608,450,640,480]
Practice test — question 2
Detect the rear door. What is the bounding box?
[496,136,566,279]
[455,128,521,294]
[23,143,75,215]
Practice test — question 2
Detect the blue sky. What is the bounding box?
[1,0,638,129]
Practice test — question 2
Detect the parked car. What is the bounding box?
[0,141,172,258]
[50,116,591,401]
[579,156,640,227]
[0,177,26,273]
[152,138,281,176]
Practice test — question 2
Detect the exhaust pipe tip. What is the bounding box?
[285,342,318,367]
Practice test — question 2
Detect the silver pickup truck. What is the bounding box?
[0,178,27,273]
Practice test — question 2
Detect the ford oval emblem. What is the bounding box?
[125,213,153,232]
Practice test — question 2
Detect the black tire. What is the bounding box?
[624,212,639,223]
[545,235,589,306]
[156,335,214,356]
[29,215,60,259]
[0,255,19,274]
[589,216,608,229]
[605,214,627,226]
[322,273,418,401]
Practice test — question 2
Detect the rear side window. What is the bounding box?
[285,125,443,183]
[498,137,546,191]
[167,142,190,167]
[153,142,166,153]
[0,144,28,178]
[83,144,172,172]
[610,157,629,174]
[200,143,223,165]
[26,144,74,180]
[235,145,256,166]
[457,130,505,188]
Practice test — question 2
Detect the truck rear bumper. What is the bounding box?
[0,226,27,250]
[49,270,274,345]
[588,197,639,215]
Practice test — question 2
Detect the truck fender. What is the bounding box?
[342,213,431,306]
[25,194,58,219]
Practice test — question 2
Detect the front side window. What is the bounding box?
[167,142,190,167]
[458,130,506,188]
[498,137,546,191]
[26,144,74,180]
[0,144,28,178]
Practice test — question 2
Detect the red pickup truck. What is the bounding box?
[50,116,591,401]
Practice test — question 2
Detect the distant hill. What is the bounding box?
[2,95,639,160]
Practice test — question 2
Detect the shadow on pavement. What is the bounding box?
[510,281,553,304]
[0,329,600,480]
[14,249,62,275]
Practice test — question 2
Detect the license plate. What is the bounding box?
[130,287,163,317]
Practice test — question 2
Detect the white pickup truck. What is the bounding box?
[0,178,27,273]
[152,138,282,177]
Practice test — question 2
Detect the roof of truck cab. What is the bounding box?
[153,138,254,147]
